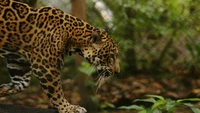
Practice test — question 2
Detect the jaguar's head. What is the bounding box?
[74,29,120,88]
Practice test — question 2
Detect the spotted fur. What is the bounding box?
[0,0,120,113]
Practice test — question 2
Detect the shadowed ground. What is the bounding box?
[0,104,58,113]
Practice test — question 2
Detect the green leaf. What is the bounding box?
[165,99,177,111]
[151,109,162,113]
[183,103,200,113]
[177,98,200,103]
[78,62,96,75]
[119,105,144,110]
[146,95,165,101]
[134,98,156,103]
[151,100,165,110]
[138,110,147,113]
[101,102,115,109]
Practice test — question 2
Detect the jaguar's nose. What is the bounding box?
[114,69,120,74]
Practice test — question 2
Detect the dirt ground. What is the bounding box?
[0,71,200,113]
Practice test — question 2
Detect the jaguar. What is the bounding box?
[0,0,120,113]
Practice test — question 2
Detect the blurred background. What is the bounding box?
[0,0,200,113]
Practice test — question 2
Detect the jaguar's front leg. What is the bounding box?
[31,57,86,113]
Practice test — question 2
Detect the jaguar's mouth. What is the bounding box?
[97,70,112,77]
[96,70,112,90]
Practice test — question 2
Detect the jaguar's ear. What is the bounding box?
[91,31,101,44]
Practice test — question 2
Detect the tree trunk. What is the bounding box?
[71,0,86,67]
[124,7,137,74]
[71,0,98,112]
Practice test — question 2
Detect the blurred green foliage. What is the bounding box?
[98,0,200,75]
[119,95,200,113]
[41,0,200,76]
[1,0,200,81]
[0,0,199,112]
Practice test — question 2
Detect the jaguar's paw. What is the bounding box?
[59,104,87,113]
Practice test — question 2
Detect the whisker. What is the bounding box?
[96,70,111,92]
[97,70,105,78]
[95,70,104,82]
[96,75,104,92]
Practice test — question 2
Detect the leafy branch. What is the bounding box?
[119,95,200,113]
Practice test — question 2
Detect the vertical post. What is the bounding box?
[71,0,98,112]
[71,0,86,68]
